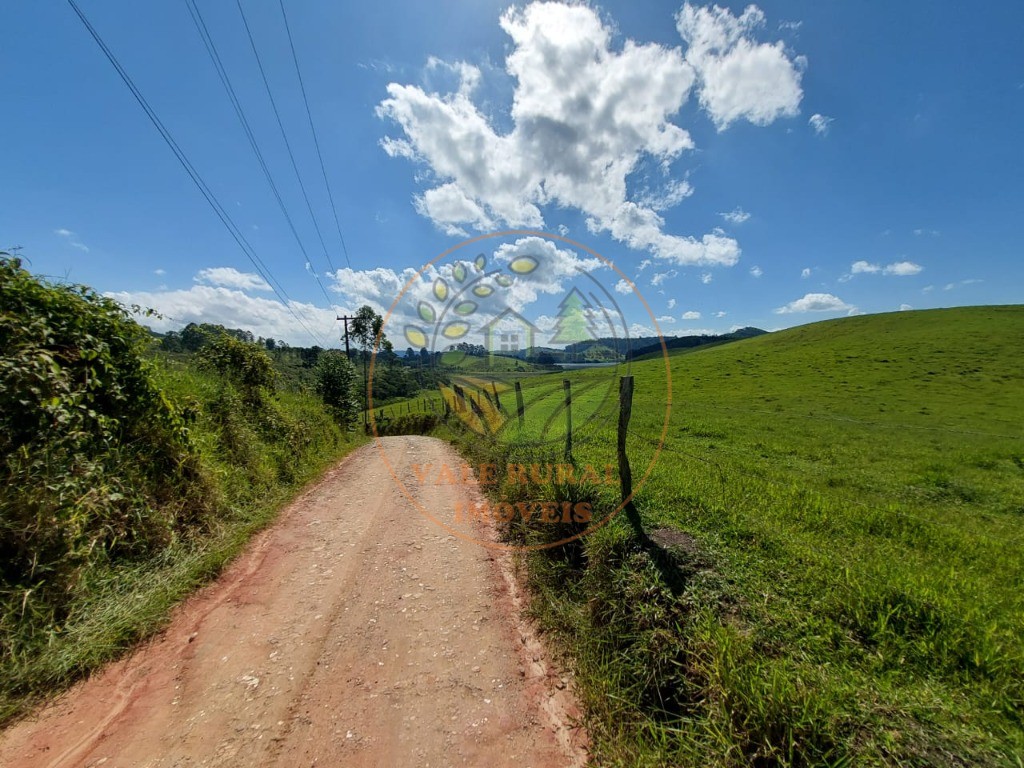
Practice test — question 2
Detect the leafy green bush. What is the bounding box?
[0,257,364,722]
[0,256,212,637]
[313,350,359,424]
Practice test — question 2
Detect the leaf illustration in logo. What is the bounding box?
[442,321,469,339]
[417,301,436,323]
[453,263,467,283]
[509,256,538,274]
[474,254,486,271]
[433,278,448,301]
[495,274,513,287]
[404,325,428,349]
[472,284,494,298]
[454,300,477,316]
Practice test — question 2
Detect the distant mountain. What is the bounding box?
[514,327,767,362]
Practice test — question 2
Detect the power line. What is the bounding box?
[183,0,338,314]
[277,0,353,271]
[67,0,329,349]
[234,0,338,282]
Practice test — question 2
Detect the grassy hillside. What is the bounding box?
[423,306,1024,766]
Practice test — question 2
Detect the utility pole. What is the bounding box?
[336,315,353,359]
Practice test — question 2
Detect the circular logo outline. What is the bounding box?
[368,229,672,551]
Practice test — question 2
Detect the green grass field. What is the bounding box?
[402,305,1024,765]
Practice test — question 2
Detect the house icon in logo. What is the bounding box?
[480,308,539,357]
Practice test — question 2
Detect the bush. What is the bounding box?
[0,257,211,632]
[313,350,359,425]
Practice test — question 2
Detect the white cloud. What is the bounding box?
[847,260,923,278]
[650,269,678,287]
[657,315,677,324]
[808,113,834,136]
[106,285,337,347]
[681,310,701,320]
[666,298,677,309]
[851,260,880,274]
[154,268,166,276]
[677,3,804,130]
[54,227,89,252]
[720,206,750,224]
[636,259,653,273]
[194,267,272,292]
[614,278,633,295]
[714,310,727,318]
[774,292,854,314]
[749,265,763,278]
[883,261,923,276]
[913,228,940,237]
[557,223,569,237]
[378,2,802,269]
[800,267,811,278]
[700,272,713,284]
[899,304,913,311]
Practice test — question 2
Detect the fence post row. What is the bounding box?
[618,376,634,513]
[515,381,525,427]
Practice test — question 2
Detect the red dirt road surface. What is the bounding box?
[0,436,587,767]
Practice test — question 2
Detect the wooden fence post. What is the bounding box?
[515,381,524,427]
[618,376,634,512]
[491,382,502,411]
[563,379,572,461]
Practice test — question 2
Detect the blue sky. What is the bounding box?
[2,1,1022,348]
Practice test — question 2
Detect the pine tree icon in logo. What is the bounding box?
[548,287,597,346]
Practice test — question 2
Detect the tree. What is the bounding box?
[348,305,392,424]
[313,351,359,425]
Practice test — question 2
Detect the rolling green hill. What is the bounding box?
[416,305,1024,766]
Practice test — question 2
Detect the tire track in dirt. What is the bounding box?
[0,436,587,767]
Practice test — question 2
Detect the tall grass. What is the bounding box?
[406,306,1024,765]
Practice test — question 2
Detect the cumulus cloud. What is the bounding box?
[714,310,727,317]
[749,265,763,277]
[883,261,923,276]
[195,267,272,292]
[106,286,337,347]
[657,315,677,324]
[774,292,854,314]
[681,310,701,319]
[666,298,676,309]
[808,113,833,136]
[800,267,811,278]
[848,260,923,277]
[378,2,803,269]
[700,272,713,284]
[720,207,750,224]
[614,278,633,295]
[899,303,913,311]
[677,3,804,129]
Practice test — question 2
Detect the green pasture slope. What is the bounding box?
[415,305,1024,765]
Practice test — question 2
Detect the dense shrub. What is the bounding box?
[0,257,211,631]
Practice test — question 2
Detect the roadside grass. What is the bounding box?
[400,305,1024,765]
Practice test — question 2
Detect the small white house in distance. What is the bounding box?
[480,308,538,356]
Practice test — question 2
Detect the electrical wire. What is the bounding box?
[183,0,338,316]
[234,0,337,281]
[277,0,353,271]
[67,0,330,348]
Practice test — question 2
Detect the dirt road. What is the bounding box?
[0,436,586,767]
